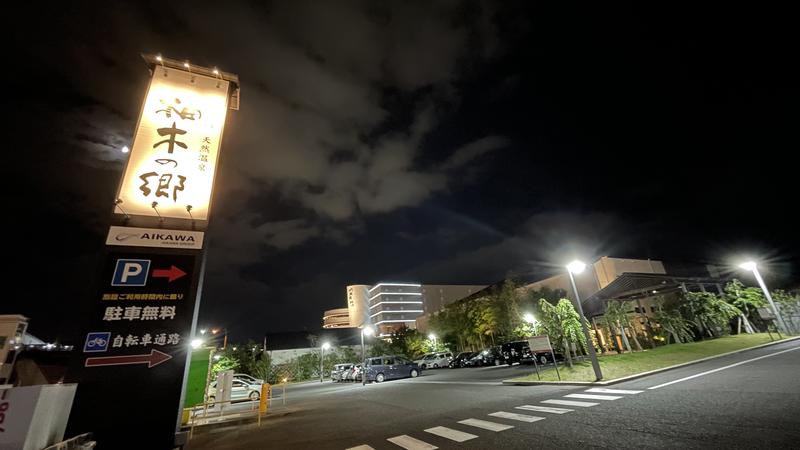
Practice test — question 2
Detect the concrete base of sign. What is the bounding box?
[502,335,800,386]
[0,383,77,450]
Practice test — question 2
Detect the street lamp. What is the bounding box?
[200,329,207,335]
[523,313,536,324]
[320,342,331,383]
[739,261,789,334]
[361,326,374,386]
[428,333,437,349]
[566,260,603,381]
[190,338,204,349]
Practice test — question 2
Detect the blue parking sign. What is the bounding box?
[111,259,150,286]
[84,332,111,353]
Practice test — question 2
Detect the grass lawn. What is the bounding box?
[508,333,781,382]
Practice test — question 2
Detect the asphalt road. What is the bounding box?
[186,339,800,449]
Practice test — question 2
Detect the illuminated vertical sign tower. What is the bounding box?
[67,55,239,450]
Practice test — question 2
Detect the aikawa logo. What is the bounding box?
[115,233,141,241]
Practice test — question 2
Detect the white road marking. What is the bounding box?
[565,393,622,401]
[488,411,545,423]
[387,435,438,450]
[347,446,375,450]
[515,405,573,414]
[585,388,643,394]
[424,426,478,442]
[541,399,598,407]
[648,345,800,390]
[458,418,514,431]
[397,380,500,386]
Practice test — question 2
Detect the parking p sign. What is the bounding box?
[111,259,150,286]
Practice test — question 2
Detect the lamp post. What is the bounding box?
[739,261,789,334]
[320,342,331,383]
[428,333,437,350]
[361,326,373,386]
[566,260,603,381]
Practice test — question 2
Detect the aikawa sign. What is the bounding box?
[106,225,204,250]
[116,64,230,221]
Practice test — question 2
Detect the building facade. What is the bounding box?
[322,308,351,329]
[321,283,488,337]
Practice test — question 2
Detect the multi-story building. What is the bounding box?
[321,308,351,329]
[368,283,424,337]
[321,283,487,337]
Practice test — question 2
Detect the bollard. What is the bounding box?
[258,383,271,426]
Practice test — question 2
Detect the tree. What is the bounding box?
[773,289,800,333]
[724,279,764,333]
[603,300,642,352]
[538,298,586,367]
[652,301,694,344]
[681,292,741,338]
[211,354,239,377]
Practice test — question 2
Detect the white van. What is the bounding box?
[417,351,453,369]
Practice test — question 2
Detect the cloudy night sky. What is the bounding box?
[7,2,798,342]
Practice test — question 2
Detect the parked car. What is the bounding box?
[467,346,504,366]
[207,378,261,406]
[233,373,264,385]
[331,363,354,382]
[343,364,363,382]
[501,340,530,365]
[449,352,477,368]
[416,351,452,369]
[364,355,420,382]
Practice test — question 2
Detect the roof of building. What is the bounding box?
[581,272,729,317]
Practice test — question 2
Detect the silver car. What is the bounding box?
[207,378,261,405]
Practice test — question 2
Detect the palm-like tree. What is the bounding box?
[603,300,643,352]
[652,300,694,344]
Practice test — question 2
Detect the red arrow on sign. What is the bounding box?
[152,265,186,282]
[85,349,172,368]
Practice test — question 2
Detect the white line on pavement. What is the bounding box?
[346,446,375,450]
[387,435,438,450]
[542,399,598,407]
[565,393,622,401]
[424,426,478,442]
[399,380,500,386]
[515,405,574,414]
[458,418,514,431]
[489,411,546,423]
[648,345,800,390]
[585,388,643,394]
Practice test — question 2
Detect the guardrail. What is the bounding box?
[185,383,288,438]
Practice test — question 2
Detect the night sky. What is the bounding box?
[7,2,798,343]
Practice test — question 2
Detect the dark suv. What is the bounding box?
[468,346,504,366]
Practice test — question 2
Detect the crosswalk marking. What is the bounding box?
[458,418,514,432]
[515,404,573,414]
[346,446,375,450]
[542,399,598,407]
[565,393,622,401]
[488,411,545,423]
[585,388,643,395]
[387,435,438,450]
[424,426,478,442]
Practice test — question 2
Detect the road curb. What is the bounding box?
[502,335,800,386]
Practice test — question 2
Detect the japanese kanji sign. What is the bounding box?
[116,66,230,221]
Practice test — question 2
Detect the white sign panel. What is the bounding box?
[116,66,230,221]
[527,335,552,353]
[106,226,204,249]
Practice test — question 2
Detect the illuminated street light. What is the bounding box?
[361,326,374,386]
[121,146,129,153]
[524,313,536,324]
[566,260,587,275]
[320,342,331,383]
[213,354,221,361]
[200,329,207,335]
[565,260,603,381]
[190,339,203,349]
[739,261,789,334]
